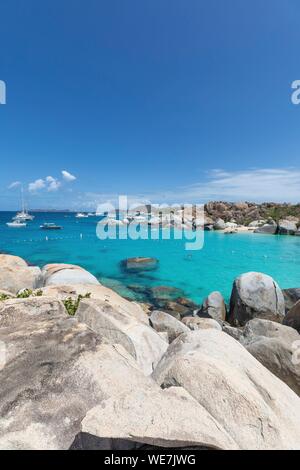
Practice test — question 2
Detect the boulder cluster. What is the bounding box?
[0,254,300,450]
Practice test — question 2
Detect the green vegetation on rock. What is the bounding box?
[63,293,91,316]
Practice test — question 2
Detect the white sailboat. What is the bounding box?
[13,187,34,221]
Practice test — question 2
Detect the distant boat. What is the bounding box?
[40,223,62,230]
[13,211,34,221]
[13,186,34,221]
[6,220,27,228]
[75,212,88,218]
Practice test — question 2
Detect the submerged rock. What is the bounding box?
[229,272,285,326]
[147,285,184,303]
[121,257,159,273]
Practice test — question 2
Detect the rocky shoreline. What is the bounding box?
[117,201,300,236]
[0,253,300,449]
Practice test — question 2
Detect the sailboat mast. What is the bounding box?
[21,185,25,213]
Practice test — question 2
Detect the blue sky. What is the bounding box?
[0,0,300,210]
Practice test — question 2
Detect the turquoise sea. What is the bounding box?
[0,211,300,305]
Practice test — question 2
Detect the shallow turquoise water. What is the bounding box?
[0,211,300,304]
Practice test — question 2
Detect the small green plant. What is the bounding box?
[0,293,11,301]
[63,293,91,316]
[17,289,33,298]
[16,289,43,299]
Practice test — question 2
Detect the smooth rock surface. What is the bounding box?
[42,264,100,287]
[80,386,237,450]
[152,330,300,450]
[77,299,168,375]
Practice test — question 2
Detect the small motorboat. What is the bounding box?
[75,212,88,218]
[6,220,27,228]
[40,223,62,230]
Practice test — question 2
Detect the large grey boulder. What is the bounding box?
[0,254,42,294]
[254,222,277,234]
[213,218,226,230]
[77,299,168,375]
[0,297,154,449]
[244,319,300,396]
[152,330,300,450]
[149,310,189,343]
[201,291,226,321]
[79,386,237,450]
[229,272,285,326]
[283,300,300,334]
[42,264,100,286]
[278,219,298,235]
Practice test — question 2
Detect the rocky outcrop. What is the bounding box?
[0,296,155,449]
[201,291,226,321]
[0,254,42,294]
[149,310,189,343]
[229,272,285,326]
[152,330,300,450]
[42,264,99,286]
[244,319,300,397]
[283,300,300,333]
[76,298,168,375]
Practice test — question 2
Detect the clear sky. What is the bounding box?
[0,0,300,210]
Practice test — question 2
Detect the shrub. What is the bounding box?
[63,293,91,316]
[0,293,11,301]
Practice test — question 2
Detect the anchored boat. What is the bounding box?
[6,220,27,228]
[40,223,62,230]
